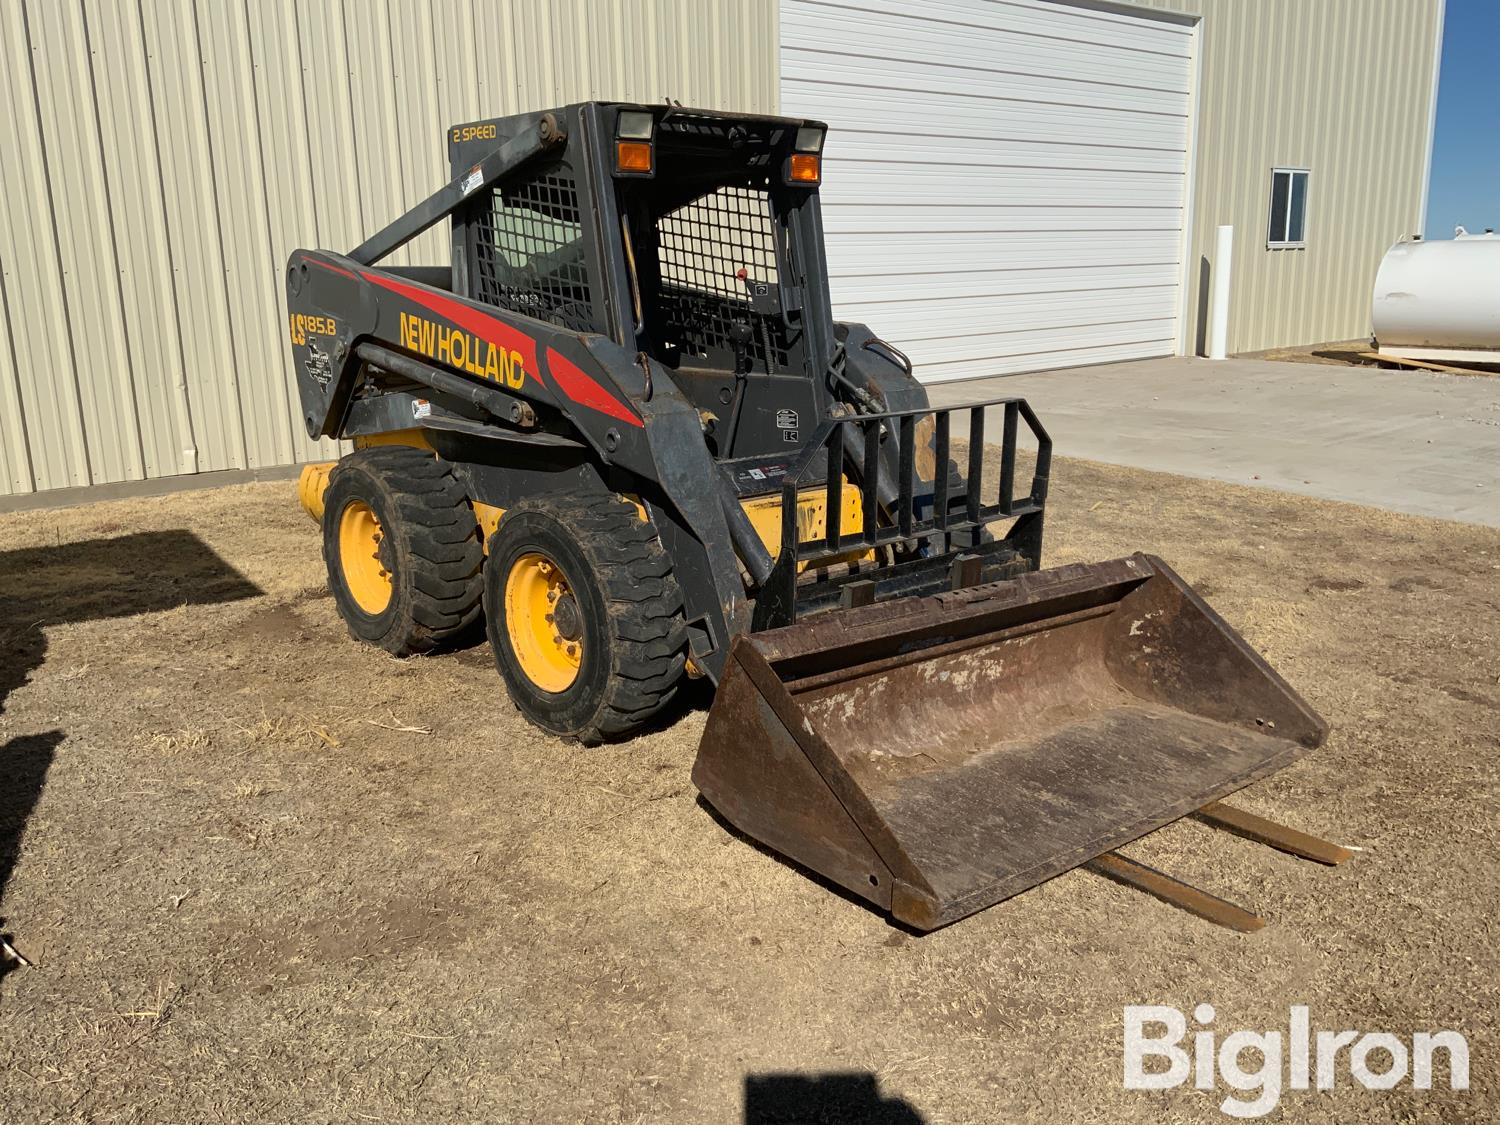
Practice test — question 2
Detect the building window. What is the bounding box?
[1267,168,1309,249]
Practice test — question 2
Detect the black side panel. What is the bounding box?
[442,445,609,511]
[836,322,931,415]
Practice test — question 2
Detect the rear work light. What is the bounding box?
[794,126,825,154]
[614,109,655,176]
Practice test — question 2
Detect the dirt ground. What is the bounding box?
[1240,339,1377,368]
[1,456,1496,1123]
[1244,339,1500,378]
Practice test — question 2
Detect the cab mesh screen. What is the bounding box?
[473,165,596,332]
[654,184,789,370]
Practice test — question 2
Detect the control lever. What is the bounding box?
[725,320,754,453]
[728,320,754,376]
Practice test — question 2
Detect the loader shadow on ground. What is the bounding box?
[744,1071,925,1124]
[0,529,264,639]
[0,530,261,982]
[0,731,61,983]
[0,606,53,982]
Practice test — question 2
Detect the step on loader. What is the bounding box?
[287,103,1349,931]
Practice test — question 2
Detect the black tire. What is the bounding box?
[484,492,688,744]
[322,446,483,655]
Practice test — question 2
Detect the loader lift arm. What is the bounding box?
[347,113,565,267]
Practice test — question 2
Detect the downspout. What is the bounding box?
[1417,0,1446,237]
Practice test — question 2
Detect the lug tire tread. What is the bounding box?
[484,492,688,744]
[323,445,483,655]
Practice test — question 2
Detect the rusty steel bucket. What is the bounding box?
[692,554,1329,930]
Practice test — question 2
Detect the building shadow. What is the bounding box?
[745,1072,926,1124]
[0,529,262,981]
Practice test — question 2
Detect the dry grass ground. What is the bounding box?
[0,458,1496,1122]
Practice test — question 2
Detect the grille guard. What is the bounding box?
[752,397,1053,629]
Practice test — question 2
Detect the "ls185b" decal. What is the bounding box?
[289,313,338,346]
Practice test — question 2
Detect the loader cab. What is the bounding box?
[447,102,836,464]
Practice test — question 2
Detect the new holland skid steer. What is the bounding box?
[288,103,1349,931]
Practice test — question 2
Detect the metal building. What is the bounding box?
[0,0,777,498]
[0,0,1444,499]
[786,0,1446,379]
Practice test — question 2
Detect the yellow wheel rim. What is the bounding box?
[339,500,393,615]
[504,551,583,693]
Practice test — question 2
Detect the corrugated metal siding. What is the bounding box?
[1130,0,1443,354]
[783,0,1195,382]
[0,0,777,497]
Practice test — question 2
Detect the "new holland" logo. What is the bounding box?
[399,311,527,390]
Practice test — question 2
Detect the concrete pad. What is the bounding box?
[926,356,1500,527]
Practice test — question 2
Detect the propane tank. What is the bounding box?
[1371,230,1500,364]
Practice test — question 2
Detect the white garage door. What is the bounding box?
[781,0,1194,382]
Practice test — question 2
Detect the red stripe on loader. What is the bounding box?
[359,269,540,376]
[307,258,358,280]
[545,348,643,428]
[324,262,639,427]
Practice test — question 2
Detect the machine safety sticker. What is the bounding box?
[776,409,798,429]
[731,461,792,495]
[303,342,333,388]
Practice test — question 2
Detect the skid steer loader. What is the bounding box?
[287,103,1349,931]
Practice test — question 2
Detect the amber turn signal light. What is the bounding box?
[789,153,820,183]
[616,140,653,174]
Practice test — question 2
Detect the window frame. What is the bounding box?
[1266,167,1310,250]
